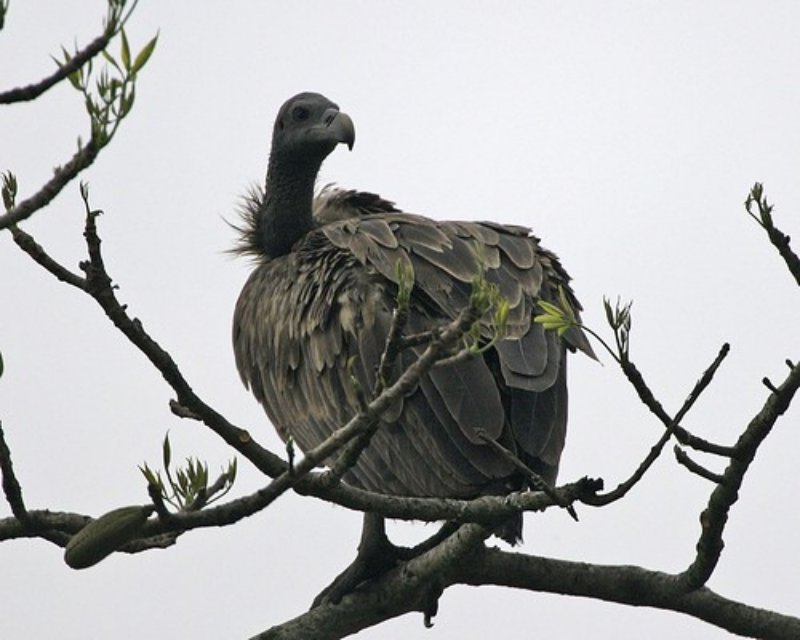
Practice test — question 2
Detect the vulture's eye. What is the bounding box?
[292,106,310,121]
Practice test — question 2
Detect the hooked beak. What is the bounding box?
[322,108,355,150]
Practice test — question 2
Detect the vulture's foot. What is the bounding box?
[312,513,397,608]
[311,514,461,609]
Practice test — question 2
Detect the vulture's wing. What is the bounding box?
[233,188,592,500]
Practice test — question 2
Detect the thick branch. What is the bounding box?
[251,537,800,640]
[253,523,490,640]
[458,548,800,640]
[0,509,84,546]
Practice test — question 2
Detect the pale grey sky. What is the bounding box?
[1,2,799,638]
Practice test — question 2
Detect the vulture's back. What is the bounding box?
[233,188,592,501]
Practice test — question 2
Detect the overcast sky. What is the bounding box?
[2,2,799,638]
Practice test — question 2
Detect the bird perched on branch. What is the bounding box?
[232,92,593,598]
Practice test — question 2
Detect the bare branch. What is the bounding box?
[678,359,800,590]
[0,33,111,104]
[0,510,83,546]
[0,421,28,524]
[253,523,491,639]
[459,548,800,640]
[302,476,602,525]
[586,343,731,506]
[9,224,87,288]
[674,446,724,484]
[252,531,800,640]
[619,345,736,457]
[476,430,578,521]
[745,183,800,287]
[0,141,102,230]
[0,0,139,104]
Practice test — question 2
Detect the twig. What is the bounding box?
[674,447,724,484]
[0,141,101,230]
[0,33,111,104]
[0,421,29,524]
[9,226,87,288]
[620,345,735,457]
[373,305,409,396]
[147,483,173,521]
[322,424,381,486]
[260,300,489,505]
[476,431,578,521]
[398,328,442,350]
[585,343,731,506]
[0,0,139,105]
[745,183,800,287]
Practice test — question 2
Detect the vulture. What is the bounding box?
[232,93,594,553]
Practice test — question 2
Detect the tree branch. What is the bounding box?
[0,421,29,524]
[673,446,724,484]
[678,359,800,590]
[458,548,800,640]
[585,342,730,506]
[619,354,736,457]
[250,529,800,640]
[0,33,111,104]
[253,523,491,639]
[746,183,800,287]
[0,141,102,230]
[0,0,140,104]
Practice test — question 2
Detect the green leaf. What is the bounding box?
[120,85,135,117]
[162,432,171,469]
[101,49,121,72]
[120,29,131,70]
[2,171,18,209]
[139,464,158,487]
[536,300,562,317]
[131,34,158,74]
[494,298,510,332]
[67,69,83,91]
[603,297,614,328]
[557,286,576,323]
[534,317,563,330]
[395,258,415,307]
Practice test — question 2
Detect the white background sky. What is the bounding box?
[1,2,799,638]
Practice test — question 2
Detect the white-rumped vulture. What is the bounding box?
[232,93,594,553]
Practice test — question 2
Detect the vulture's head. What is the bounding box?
[270,92,355,166]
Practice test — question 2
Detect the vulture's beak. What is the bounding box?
[323,108,355,150]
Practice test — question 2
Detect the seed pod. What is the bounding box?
[64,505,153,569]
